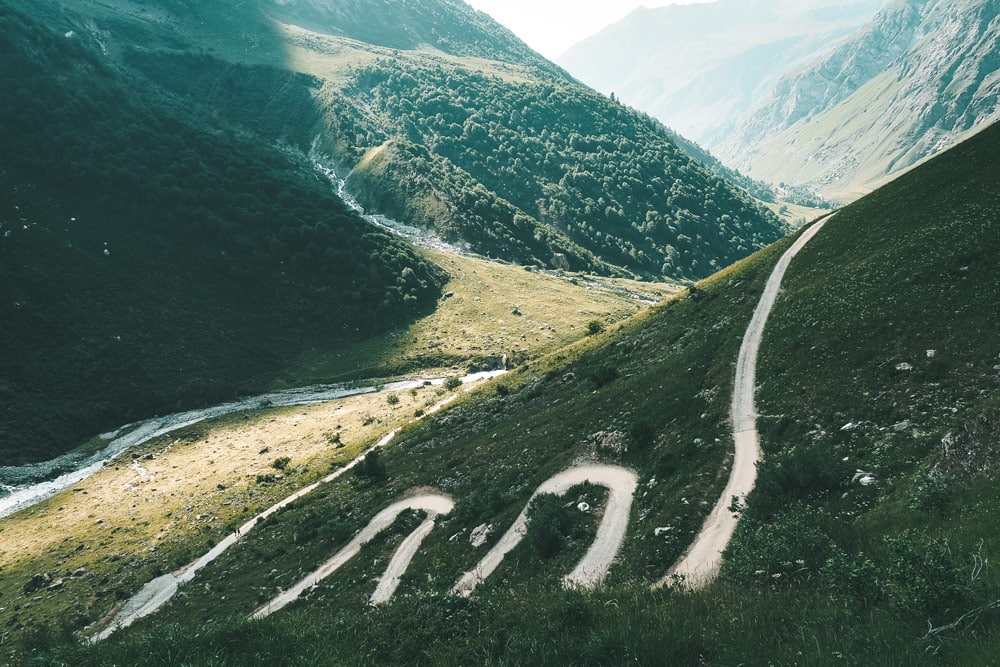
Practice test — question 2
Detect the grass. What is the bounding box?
[0,227,785,662]
[285,248,677,384]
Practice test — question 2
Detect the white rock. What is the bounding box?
[852,470,875,486]
[577,502,591,513]
[470,523,493,548]
[926,350,937,358]
[891,420,911,432]
[840,422,856,432]
[895,363,913,371]
[654,526,673,537]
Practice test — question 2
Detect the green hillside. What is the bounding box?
[47,0,785,280]
[0,5,445,463]
[11,119,1000,664]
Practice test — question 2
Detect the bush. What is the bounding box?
[526,494,570,558]
[386,393,400,406]
[355,449,387,483]
[588,365,619,388]
[444,377,463,390]
[271,456,291,471]
[586,320,605,336]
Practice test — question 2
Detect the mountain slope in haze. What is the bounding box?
[69,0,785,280]
[266,0,565,76]
[14,117,1000,663]
[559,0,887,147]
[0,4,446,464]
[721,0,1000,200]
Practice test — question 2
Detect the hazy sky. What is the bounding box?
[464,0,717,59]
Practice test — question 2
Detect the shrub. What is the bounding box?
[386,393,400,406]
[271,456,291,471]
[444,377,463,390]
[355,449,387,483]
[588,365,619,388]
[586,320,605,336]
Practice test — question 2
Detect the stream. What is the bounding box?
[0,370,505,520]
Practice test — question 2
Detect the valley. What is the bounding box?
[1,0,999,663]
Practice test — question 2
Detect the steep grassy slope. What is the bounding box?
[17,123,1000,664]
[2,227,787,660]
[0,5,445,464]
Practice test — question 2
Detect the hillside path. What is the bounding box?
[452,465,638,596]
[662,216,831,589]
[252,494,455,618]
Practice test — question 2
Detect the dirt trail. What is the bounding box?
[452,465,638,597]
[252,494,454,618]
[662,216,831,589]
[89,375,498,641]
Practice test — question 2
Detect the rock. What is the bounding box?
[840,422,857,432]
[891,420,912,432]
[577,502,591,513]
[895,362,913,371]
[46,578,65,591]
[72,568,87,578]
[23,573,51,594]
[926,349,937,358]
[511,307,522,316]
[654,526,674,537]
[852,470,876,486]
[587,430,628,454]
[470,523,494,548]
[551,253,571,270]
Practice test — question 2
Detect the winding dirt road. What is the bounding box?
[89,376,496,641]
[662,216,831,589]
[252,494,455,618]
[453,465,638,597]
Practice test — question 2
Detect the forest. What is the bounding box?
[0,7,445,463]
[333,58,787,279]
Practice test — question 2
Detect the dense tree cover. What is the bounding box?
[334,59,787,279]
[0,7,445,463]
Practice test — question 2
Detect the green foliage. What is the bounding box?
[386,393,401,406]
[271,456,291,471]
[586,319,605,336]
[444,377,463,391]
[354,449,388,483]
[588,365,619,388]
[525,494,573,558]
[335,58,785,279]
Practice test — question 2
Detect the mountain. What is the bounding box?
[0,3,446,464]
[0,0,787,462]
[60,0,784,280]
[9,113,1000,662]
[560,0,1000,201]
[718,0,1000,200]
[559,0,887,147]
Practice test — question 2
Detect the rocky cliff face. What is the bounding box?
[724,0,1000,199]
[558,0,887,144]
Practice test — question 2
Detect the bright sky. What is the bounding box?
[464,0,717,59]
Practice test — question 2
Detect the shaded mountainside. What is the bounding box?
[0,4,445,463]
[723,0,1000,199]
[13,121,1000,662]
[62,0,785,280]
